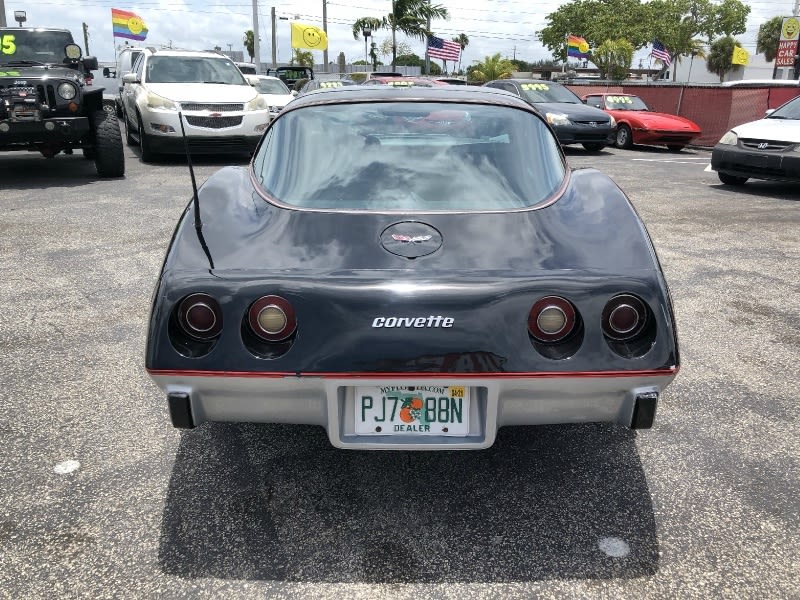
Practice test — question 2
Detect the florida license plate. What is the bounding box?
[355,385,470,436]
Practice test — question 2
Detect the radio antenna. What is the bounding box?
[178,110,202,231]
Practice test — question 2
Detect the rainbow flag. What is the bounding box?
[567,35,590,59]
[112,8,148,41]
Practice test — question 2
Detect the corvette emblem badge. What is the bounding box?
[391,234,433,243]
[381,222,443,259]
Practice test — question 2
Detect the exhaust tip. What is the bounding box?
[631,391,658,429]
[167,391,195,429]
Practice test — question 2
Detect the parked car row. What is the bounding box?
[115,56,800,187]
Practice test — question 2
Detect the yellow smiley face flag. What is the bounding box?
[291,23,328,51]
[731,46,749,66]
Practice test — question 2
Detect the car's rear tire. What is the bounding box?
[667,144,685,152]
[718,172,748,186]
[582,142,606,152]
[91,110,125,178]
[137,112,156,162]
[615,124,633,149]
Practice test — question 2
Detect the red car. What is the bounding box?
[583,93,701,152]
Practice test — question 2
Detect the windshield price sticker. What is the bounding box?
[320,81,342,88]
[355,385,470,436]
[521,83,549,91]
[1,34,16,55]
[607,95,633,104]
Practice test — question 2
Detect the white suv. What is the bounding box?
[120,48,270,160]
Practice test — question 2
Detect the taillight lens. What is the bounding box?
[602,294,648,341]
[178,293,223,340]
[248,295,297,341]
[528,296,576,343]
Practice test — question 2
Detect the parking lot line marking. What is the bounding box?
[704,164,713,172]
[631,157,709,162]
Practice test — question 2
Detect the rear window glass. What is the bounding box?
[252,101,565,212]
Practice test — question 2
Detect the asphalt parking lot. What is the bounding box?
[1,139,798,599]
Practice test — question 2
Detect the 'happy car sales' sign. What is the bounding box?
[777,17,800,67]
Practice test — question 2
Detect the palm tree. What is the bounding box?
[352,0,449,69]
[706,36,741,82]
[292,49,314,67]
[468,53,515,83]
[757,16,786,78]
[452,33,469,74]
[243,30,255,62]
[352,17,383,65]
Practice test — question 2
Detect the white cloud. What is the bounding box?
[1,0,783,69]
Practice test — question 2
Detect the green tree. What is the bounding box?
[452,33,469,74]
[379,38,413,59]
[351,0,449,69]
[706,35,741,81]
[393,53,441,74]
[468,53,516,83]
[352,17,383,64]
[757,16,786,78]
[540,0,749,68]
[243,30,255,62]
[539,0,651,62]
[291,49,314,67]
[592,39,634,80]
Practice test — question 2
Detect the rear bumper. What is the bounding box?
[149,370,677,450]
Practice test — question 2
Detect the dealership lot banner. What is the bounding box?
[776,17,799,67]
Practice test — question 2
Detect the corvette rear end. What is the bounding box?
[145,87,679,449]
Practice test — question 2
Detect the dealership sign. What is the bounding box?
[776,17,800,67]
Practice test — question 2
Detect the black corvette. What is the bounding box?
[145,86,679,450]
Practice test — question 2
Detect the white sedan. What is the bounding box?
[711,95,800,185]
[246,75,295,121]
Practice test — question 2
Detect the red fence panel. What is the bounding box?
[566,83,800,147]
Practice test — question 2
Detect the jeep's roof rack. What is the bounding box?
[147,46,157,53]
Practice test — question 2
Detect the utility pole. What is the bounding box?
[252,0,261,72]
[271,6,277,67]
[424,4,430,75]
[0,0,6,27]
[82,22,90,56]
[322,0,328,70]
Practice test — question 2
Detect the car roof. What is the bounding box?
[142,48,230,59]
[287,85,533,110]
[248,75,283,81]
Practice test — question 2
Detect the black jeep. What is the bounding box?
[0,28,124,177]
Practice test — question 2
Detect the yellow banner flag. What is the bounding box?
[732,46,749,66]
[291,23,328,51]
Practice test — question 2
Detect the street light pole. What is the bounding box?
[322,0,328,70]
[252,0,261,72]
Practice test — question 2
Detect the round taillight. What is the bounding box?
[178,293,223,340]
[602,294,648,341]
[528,296,576,343]
[248,295,297,341]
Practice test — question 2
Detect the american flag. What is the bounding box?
[651,40,671,66]
[427,36,461,61]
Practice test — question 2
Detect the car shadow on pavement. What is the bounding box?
[0,153,123,188]
[158,422,658,583]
